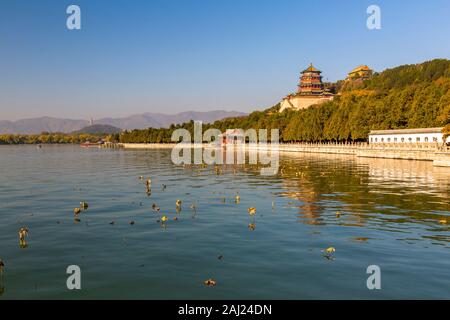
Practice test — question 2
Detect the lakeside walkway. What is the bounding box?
[113,142,450,167]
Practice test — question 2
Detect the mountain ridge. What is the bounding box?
[0,110,247,134]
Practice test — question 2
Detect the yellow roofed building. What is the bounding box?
[347,65,373,81]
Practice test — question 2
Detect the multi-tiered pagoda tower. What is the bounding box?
[279,63,334,112]
[298,63,324,95]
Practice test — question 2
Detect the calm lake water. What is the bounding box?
[0,145,449,299]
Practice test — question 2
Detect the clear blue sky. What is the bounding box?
[1,0,449,120]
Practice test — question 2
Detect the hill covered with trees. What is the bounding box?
[72,124,122,135]
[119,59,450,143]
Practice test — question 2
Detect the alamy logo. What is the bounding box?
[66,265,81,290]
[171,121,280,176]
[367,5,381,30]
[366,265,381,290]
[66,5,81,30]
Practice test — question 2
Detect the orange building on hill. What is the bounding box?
[347,65,373,81]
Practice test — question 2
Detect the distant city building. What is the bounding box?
[347,65,373,81]
[280,63,334,112]
[369,127,449,144]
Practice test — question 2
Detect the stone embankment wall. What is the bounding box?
[279,95,334,112]
[116,142,450,167]
[118,143,176,149]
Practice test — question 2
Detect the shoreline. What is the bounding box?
[117,142,450,167]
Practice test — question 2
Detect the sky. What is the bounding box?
[0,0,449,121]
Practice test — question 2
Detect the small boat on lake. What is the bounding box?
[80,141,103,148]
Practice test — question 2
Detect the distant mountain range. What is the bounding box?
[0,110,247,134]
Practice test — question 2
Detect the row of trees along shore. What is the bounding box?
[120,59,450,143]
[0,133,109,145]
[1,59,449,145]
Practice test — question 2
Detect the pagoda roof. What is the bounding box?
[302,63,321,73]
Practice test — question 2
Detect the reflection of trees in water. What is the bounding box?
[275,154,450,228]
[278,156,367,225]
[297,203,323,225]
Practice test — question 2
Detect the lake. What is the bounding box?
[0,145,449,299]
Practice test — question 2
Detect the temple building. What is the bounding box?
[298,63,325,95]
[280,63,334,112]
[347,65,373,81]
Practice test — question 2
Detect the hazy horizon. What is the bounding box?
[1,0,450,120]
[0,109,248,122]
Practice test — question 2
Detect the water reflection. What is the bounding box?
[359,157,450,200]
[275,152,450,242]
[0,145,449,299]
